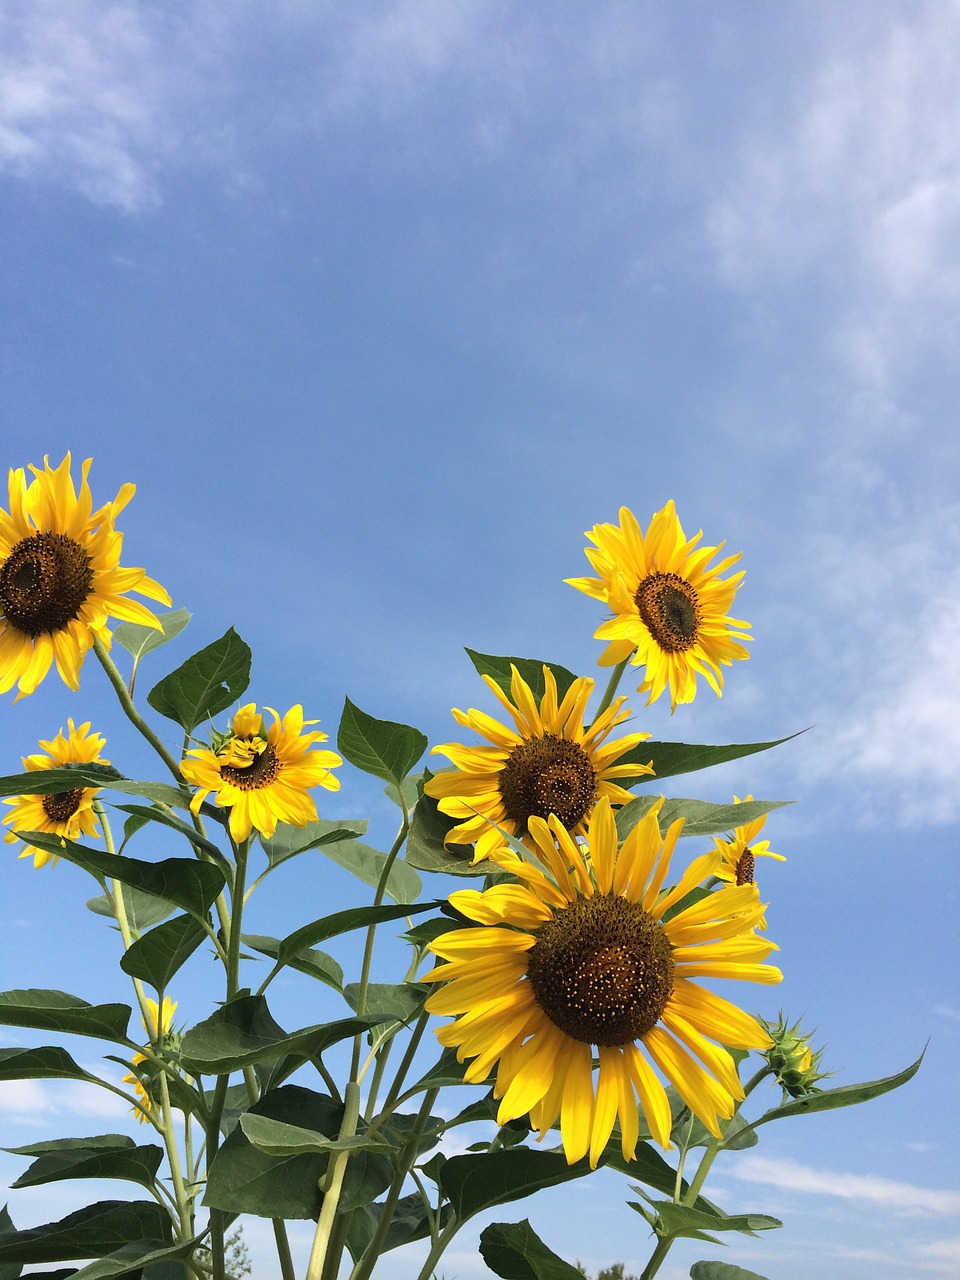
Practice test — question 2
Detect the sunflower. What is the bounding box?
[123,996,178,1124]
[713,795,785,889]
[423,797,781,1167]
[424,664,653,864]
[3,719,109,868]
[181,703,342,843]
[565,501,751,712]
[0,454,171,700]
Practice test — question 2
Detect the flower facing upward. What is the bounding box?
[181,703,342,843]
[424,665,653,864]
[566,501,751,711]
[423,798,781,1167]
[0,455,171,699]
[3,719,109,868]
[123,997,178,1124]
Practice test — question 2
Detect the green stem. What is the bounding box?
[412,1216,461,1280]
[93,636,185,783]
[379,1010,429,1116]
[590,658,629,722]
[305,1081,361,1280]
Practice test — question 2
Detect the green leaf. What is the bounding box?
[147,628,252,733]
[68,1238,197,1280]
[179,994,380,1075]
[0,1206,16,1280]
[615,797,792,841]
[238,1114,392,1157]
[439,1148,593,1221]
[629,1197,781,1244]
[337,698,427,787]
[599,1140,709,1202]
[0,991,131,1045]
[241,935,343,992]
[616,733,804,784]
[275,900,439,966]
[690,1264,772,1280]
[115,609,191,662]
[259,818,368,870]
[19,834,225,918]
[345,1193,449,1262]
[119,915,210,991]
[9,1142,163,1192]
[478,1219,585,1280]
[0,1202,172,1264]
[317,837,422,904]
[465,650,579,704]
[0,766,188,813]
[750,1050,925,1129]
[111,805,224,861]
[405,788,496,877]
[0,1047,91,1082]
[204,1085,343,1218]
[342,982,427,1023]
[87,888,175,932]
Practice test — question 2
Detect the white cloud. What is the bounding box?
[0,1075,130,1122]
[730,1153,960,1217]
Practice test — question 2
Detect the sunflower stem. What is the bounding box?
[591,658,629,722]
[93,635,185,783]
[305,1080,361,1280]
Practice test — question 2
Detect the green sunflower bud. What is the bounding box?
[762,1012,829,1098]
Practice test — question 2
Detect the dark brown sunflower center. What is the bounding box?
[634,572,701,653]
[498,733,597,831]
[736,849,756,886]
[219,742,281,791]
[42,788,84,823]
[0,532,94,638]
[526,894,675,1046]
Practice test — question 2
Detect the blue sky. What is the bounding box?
[1,2,959,1278]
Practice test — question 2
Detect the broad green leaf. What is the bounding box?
[750,1050,924,1129]
[87,888,175,932]
[238,1114,392,1157]
[615,733,803,784]
[0,1206,15,1280]
[18,834,225,918]
[204,1085,342,1218]
[338,1145,394,1213]
[115,609,191,662]
[275,900,439,965]
[465,650,579,704]
[258,818,368,870]
[0,1047,91,1082]
[439,1148,593,1221]
[0,991,131,1045]
[0,1201,172,1264]
[10,1143,163,1192]
[345,1193,449,1262]
[241,935,343,992]
[317,837,422,904]
[478,1219,585,1280]
[337,698,427,787]
[119,915,210,991]
[0,766,189,812]
[342,982,427,1023]
[690,1264,771,1280]
[68,1238,197,1280]
[630,1197,781,1243]
[616,796,792,841]
[6,1136,132,1156]
[405,789,496,877]
[111,805,223,861]
[97,779,190,809]
[147,628,252,733]
[180,994,380,1075]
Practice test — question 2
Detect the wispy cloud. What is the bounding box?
[0,1075,129,1121]
[730,1153,960,1217]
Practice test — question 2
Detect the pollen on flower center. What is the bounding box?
[736,848,756,886]
[41,789,85,823]
[526,894,675,1046]
[498,733,597,831]
[219,742,282,791]
[634,572,701,653]
[0,532,94,637]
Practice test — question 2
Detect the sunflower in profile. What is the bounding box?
[423,797,781,1167]
[181,703,342,843]
[0,454,171,700]
[565,501,751,712]
[424,664,653,864]
[3,719,109,869]
[711,796,785,928]
[123,996,178,1124]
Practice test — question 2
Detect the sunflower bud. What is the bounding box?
[763,1013,829,1097]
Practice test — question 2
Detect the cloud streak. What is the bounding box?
[730,1154,960,1217]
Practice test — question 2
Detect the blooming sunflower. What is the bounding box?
[713,795,785,890]
[423,797,781,1167]
[424,664,653,864]
[565,501,751,712]
[3,719,109,868]
[0,454,171,700]
[181,703,342,843]
[123,996,178,1124]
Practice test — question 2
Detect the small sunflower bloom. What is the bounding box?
[0,454,171,699]
[181,703,342,843]
[3,719,109,868]
[423,797,781,1167]
[123,997,179,1123]
[712,796,785,913]
[566,501,751,712]
[424,664,653,864]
